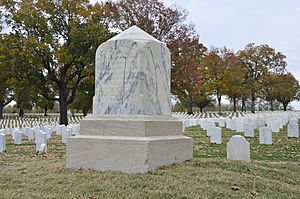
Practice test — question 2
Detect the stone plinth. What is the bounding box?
[79,115,182,137]
[66,26,192,173]
[67,135,192,173]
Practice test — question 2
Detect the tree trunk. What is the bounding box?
[44,107,48,116]
[217,95,221,115]
[59,87,68,125]
[241,97,245,112]
[233,97,237,112]
[83,109,87,117]
[0,105,3,120]
[251,91,255,113]
[19,108,24,117]
[187,98,193,115]
[199,107,203,113]
[283,103,287,111]
[270,101,274,111]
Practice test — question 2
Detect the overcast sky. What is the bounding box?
[160,0,300,109]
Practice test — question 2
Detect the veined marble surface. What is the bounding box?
[93,26,172,115]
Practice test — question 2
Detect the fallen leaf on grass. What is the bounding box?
[89,194,96,199]
[230,185,240,191]
[250,190,258,197]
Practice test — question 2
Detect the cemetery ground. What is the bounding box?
[0,124,299,198]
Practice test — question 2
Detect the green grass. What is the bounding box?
[0,126,300,199]
[187,125,300,162]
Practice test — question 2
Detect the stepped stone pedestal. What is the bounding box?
[66,26,193,173]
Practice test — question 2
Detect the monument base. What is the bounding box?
[66,135,192,173]
[66,115,193,173]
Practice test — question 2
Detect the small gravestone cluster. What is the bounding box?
[174,111,300,161]
[0,121,81,154]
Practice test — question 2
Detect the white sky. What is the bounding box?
[161,0,300,109]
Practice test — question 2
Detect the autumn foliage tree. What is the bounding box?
[0,34,16,119]
[259,72,280,111]
[104,0,188,42]
[238,43,287,113]
[1,0,112,124]
[169,26,206,114]
[274,73,300,111]
[200,47,230,114]
[223,52,249,112]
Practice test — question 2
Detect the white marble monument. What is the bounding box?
[227,135,250,161]
[66,26,193,173]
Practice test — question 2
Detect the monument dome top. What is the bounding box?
[108,26,162,43]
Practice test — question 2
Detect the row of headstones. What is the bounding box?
[203,122,299,146]
[226,130,299,161]
[185,114,300,161]
[0,115,83,129]
[0,124,80,154]
[175,112,300,134]
[172,111,247,119]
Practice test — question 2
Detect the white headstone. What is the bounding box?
[288,123,299,138]
[227,135,250,161]
[0,133,6,153]
[44,127,52,139]
[35,130,47,152]
[56,125,63,135]
[13,130,22,145]
[62,128,72,144]
[235,121,244,132]
[243,123,254,137]
[218,119,225,127]
[26,128,35,140]
[210,127,222,144]
[259,127,272,145]
[38,143,47,154]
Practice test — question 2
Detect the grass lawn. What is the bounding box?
[0,125,299,199]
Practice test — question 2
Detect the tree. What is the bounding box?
[0,35,15,119]
[69,61,94,116]
[105,0,188,42]
[200,47,228,115]
[1,0,112,124]
[169,26,206,114]
[223,53,249,112]
[36,95,54,116]
[275,72,300,111]
[238,43,287,113]
[259,72,279,111]
[193,90,215,113]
